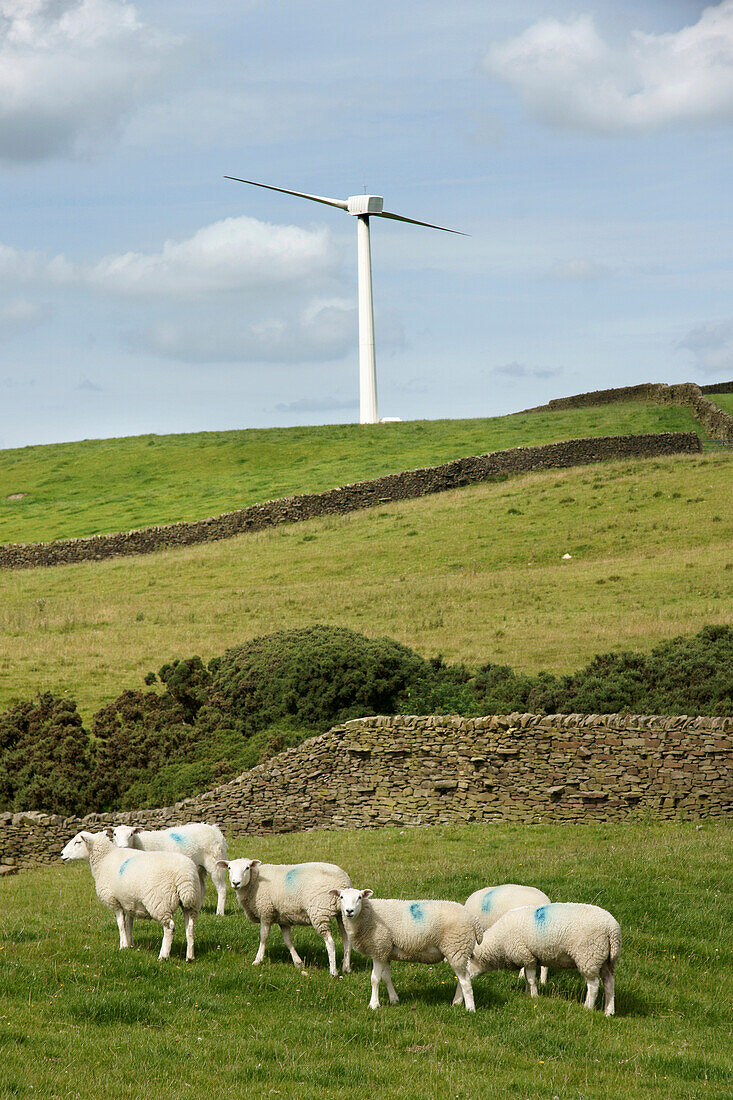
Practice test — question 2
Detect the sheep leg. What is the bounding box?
[525,963,539,998]
[183,910,196,962]
[336,914,352,973]
[159,919,175,960]
[253,922,271,965]
[451,981,464,1006]
[322,929,339,978]
[601,962,615,1016]
[584,974,600,1010]
[124,911,135,948]
[114,908,130,949]
[281,925,305,969]
[540,965,549,985]
[369,960,386,1009]
[452,963,475,1013]
[383,963,399,1005]
[211,863,228,916]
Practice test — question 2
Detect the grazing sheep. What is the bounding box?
[61,831,204,960]
[110,823,229,915]
[464,902,621,1015]
[333,887,483,1012]
[465,883,551,984]
[221,858,352,977]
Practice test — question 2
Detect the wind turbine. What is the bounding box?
[225,176,465,424]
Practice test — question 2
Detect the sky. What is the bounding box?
[1,0,732,448]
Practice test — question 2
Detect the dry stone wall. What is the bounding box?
[2,713,730,873]
[0,431,700,570]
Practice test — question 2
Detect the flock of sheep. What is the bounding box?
[60,821,621,1016]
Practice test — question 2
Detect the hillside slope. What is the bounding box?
[0,450,729,717]
[0,403,702,544]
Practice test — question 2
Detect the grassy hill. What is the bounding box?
[1,821,730,1100]
[0,402,704,544]
[1,449,730,718]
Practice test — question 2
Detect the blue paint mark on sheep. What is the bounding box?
[534,905,549,929]
[285,868,300,888]
[169,831,185,845]
[481,888,498,914]
[118,858,133,876]
[409,903,425,922]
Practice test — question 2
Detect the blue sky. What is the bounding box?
[0,0,731,448]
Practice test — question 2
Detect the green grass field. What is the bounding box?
[1,822,730,1099]
[0,450,730,719]
[709,392,733,416]
[0,403,703,544]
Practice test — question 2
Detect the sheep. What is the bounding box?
[463,902,621,1015]
[332,887,483,1012]
[110,823,229,915]
[465,883,551,985]
[60,831,204,961]
[221,858,352,977]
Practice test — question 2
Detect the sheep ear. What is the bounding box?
[329,888,341,899]
[215,860,229,870]
[361,889,374,900]
[250,859,262,869]
[104,828,114,839]
[132,827,142,835]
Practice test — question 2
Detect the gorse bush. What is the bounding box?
[1,624,731,815]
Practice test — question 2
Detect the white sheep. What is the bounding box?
[110,823,229,915]
[61,831,204,960]
[464,902,621,1015]
[333,887,483,1012]
[221,858,352,977]
[465,883,551,985]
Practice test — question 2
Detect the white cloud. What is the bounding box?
[0,0,181,162]
[493,362,560,380]
[0,297,43,338]
[485,2,733,133]
[141,299,356,364]
[678,320,733,374]
[0,216,342,298]
[548,258,610,281]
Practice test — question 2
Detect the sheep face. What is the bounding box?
[224,858,261,890]
[332,887,373,919]
[110,825,141,847]
[60,832,94,862]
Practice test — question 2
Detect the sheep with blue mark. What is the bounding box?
[221,858,352,976]
[465,883,551,984]
[332,888,484,1011]
[60,831,204,960]
[459,902,621,1015]
[110,823,229,915]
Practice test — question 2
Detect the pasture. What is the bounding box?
[0,451,730,718]
[1,822,730,1099]
[0,403,703,545]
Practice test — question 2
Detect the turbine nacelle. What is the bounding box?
[347,195,384,215]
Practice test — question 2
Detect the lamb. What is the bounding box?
[465,883,551,984]
[221,858,352,977]
[61,831,204,960]
[333,887,484,1012]
[110,823,229,915]
[464,902,621,1015]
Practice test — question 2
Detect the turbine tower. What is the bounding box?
[225,176,465,424]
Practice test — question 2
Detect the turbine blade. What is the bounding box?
[224,177,348,211]
[376,210,468,235]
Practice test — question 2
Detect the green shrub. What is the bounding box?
[0,694,91,815]
[205,624,441,733]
